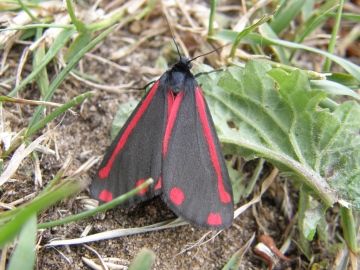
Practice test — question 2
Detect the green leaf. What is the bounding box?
[212,31,360,83]
[33,29,49,97]
[310,80,360,101]
[271,0,307,34]
[129,249,155,270]
[26,91,94,138]
[64,32,93,63]
[111,100,139,140]
[8,28,76,97]
[222,233,255,270]
[37,178,153,229]
[28,24,116,129]
[0,179,86,248]
[7,215,37,270]
[340,206,357,254]
[227,164,245,204]
[303,204,327,240]
[259,23,290,65]
[197,60,360,209]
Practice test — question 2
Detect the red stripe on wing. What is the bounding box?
[98,81,160,179]
[163,91,184,157]
[195,87,231,204]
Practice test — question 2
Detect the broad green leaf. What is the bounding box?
[197,60,360,210]
[7,215,37,270]
[111,100,139,140]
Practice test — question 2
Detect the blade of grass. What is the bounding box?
[37,179,153,229]
[3,91,93,156]
[207,0,216,37]
[301,0,315,21]
[230,8,278,58]
[259,23,290,65]
[340,206,357,255]
[270,0,306,34]
[310,80,360,101]
[214,31,360,82]
[324,0,344,71]
[26,91,94,137]
[66,0,87,32]
[222,233,255,270]
[0,178,86,248]
[33,28,49,97]
[8,28,76,97]
[17,0,40,23]
[0,135,47,187]
[27,24,116,129]
[0,96,66,107]
[1,24,76,31]
[293,4,339,56]
[0,156,70,224]
[64,32,93,63]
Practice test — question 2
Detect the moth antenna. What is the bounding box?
[189,41,232,63]
[164,15,183,60]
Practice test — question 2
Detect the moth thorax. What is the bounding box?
[176,57,192,70]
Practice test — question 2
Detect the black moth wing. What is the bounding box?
[162,77,234,229]
[90,81,169,206]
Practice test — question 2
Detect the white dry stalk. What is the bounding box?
[0,1,63,46]
[34,152,43,187]
[83,244,109,270]
[44,13,72,47]
[0,133,49,187]
[46,218,188,246]
[234,167,279,219]
[111,27,168,60]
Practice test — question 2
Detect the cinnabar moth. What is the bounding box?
[90,28,234,229]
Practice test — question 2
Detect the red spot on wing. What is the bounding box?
[155,175,162,190]
[98,81,160,179]
[169,187,184,205]
[99,189,113,202]
[136,179,149,195]
[207,212,222,226]
[163,91,184,157]
[195,87,231,204]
